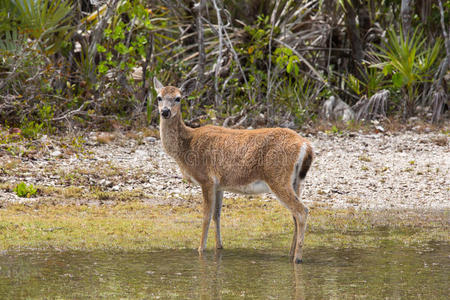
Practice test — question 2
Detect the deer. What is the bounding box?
[154,77,314,263]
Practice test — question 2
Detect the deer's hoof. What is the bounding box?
[294,258,303,264]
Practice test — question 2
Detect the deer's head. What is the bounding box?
[154,78,193,120]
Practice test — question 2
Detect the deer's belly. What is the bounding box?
[221,180,271,195]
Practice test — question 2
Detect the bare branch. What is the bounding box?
[437,0,449,86]
[211,0,224,109]
[88,0,119,59]
[52,101,93,121]
[195,0,206,89]
[266,0,281,114]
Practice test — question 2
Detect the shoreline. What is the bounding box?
[1,129,448,210]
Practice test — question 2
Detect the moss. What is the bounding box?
[0,184,149,203]
[0,198,447,252]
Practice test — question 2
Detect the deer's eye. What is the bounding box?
[157,96,162,102]
[174,97,181,103]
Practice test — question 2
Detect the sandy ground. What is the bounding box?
[0,130,449,210]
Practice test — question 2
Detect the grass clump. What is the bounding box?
[358,155,372,162]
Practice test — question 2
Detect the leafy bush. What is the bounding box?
[14,182,37,198]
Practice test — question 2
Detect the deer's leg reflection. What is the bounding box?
[198,251,224,299]
[293,263,306,300]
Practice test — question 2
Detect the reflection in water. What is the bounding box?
[0,243,448,299]
[198,250,222,299]
[293,264,305,300]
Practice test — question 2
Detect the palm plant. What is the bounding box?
[3,0,73,54]
[372,27,443,118]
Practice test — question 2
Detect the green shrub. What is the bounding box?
[372,27,443,117]
[14,182,37,198]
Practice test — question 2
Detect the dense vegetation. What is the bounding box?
[0,0,448,134]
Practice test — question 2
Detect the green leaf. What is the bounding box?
[286,61,293,74]
[294,64,299,77]
[283,48,292,56]
[144,19,155,30]
[136,35,147,45]
[104,28,112,38]
[382,64,392,76]
[97,44,107,53]
[392,73,404,88]
[287,56,297,74]
[97,62,108,74]
[114,42,128,55]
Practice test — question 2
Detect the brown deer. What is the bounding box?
[154,78,313,263]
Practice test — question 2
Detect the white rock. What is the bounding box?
[51,150,62,157]
[145,136,157,143]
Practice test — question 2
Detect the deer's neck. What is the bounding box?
[160,113,192,158]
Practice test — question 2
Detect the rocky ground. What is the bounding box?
[0,128,449,210]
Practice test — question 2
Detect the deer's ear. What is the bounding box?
[153,77,164,92]
[179,78,196,97]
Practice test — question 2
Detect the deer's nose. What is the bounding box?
[161,108,171,118]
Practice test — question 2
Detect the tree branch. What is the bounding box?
[194,0,206,90]
[211,0,224,109]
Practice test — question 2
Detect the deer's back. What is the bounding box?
[181,125,311,189]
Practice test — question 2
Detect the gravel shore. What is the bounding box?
[1,130,449,210]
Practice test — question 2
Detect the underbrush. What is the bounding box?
[1,0,448,133]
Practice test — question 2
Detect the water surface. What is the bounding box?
[0,243,448,299]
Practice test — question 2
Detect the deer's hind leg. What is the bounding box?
[289,176,303,258]
[270,183,308,264]
[290,178,304,258]
[289,216,298,258]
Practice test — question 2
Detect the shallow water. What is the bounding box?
[0,243,448,299]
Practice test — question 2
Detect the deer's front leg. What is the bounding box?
[198,184,216,254]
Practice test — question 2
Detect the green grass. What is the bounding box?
[0,198,448,252]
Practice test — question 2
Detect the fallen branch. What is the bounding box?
[52,101,93,121]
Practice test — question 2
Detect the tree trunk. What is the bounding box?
[344,0,364,80]
[357,1,371,44]
[400,0,413,37]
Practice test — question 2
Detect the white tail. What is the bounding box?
[154,78,314,263]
